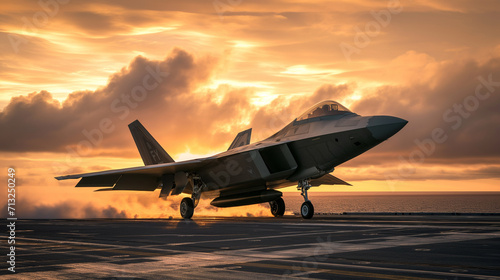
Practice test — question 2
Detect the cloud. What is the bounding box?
[0,45,353,158]
[350,56,500,163]
[0,48,219,154]
[62,11,127,34]
[1,0,499,210]
[2,48,500,170]
[337,164,500,182]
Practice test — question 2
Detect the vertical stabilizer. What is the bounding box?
[228,128,252,150]
[128,120,175,165]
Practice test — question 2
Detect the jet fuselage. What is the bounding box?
[196,111,407,199]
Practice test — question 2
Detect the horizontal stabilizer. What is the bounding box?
[266,173,351,189]
[228,128,252,150]
[94,188,115,192]
[112,174,159,191]
[73,173,160,191]
[76,174,121,188]
[129,120,174,165]
[311,173,351,186]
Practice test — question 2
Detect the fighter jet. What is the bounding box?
[56,100,407,219]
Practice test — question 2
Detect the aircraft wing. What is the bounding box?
[55,157,216,192]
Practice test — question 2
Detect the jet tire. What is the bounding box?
[269,197,285,217]
[300,201,314,219]
[180,197,194,219]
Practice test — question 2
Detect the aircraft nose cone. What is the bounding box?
[367,116,408,141]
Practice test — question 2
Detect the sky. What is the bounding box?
[1,0,500,218]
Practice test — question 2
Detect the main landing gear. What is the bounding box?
[180,175,204,219]
[180,197,194,219]
[298,179,314,219]
[269,197,285,217]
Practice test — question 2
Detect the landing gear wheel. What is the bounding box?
[301,201,314,219]
[269,197,285,217]
[180,197,194,219]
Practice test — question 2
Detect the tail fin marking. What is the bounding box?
[128,120,175,165]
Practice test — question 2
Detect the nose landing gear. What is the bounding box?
[298,179,314,219]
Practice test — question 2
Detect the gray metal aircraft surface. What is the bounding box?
[56,100,407,219]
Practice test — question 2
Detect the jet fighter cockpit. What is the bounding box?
[296,100,353,122]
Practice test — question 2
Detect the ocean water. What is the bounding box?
[281,192,500,214]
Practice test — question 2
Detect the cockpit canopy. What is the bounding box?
[296,100,352,121]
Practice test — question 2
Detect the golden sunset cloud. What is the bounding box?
[1,0,499,218]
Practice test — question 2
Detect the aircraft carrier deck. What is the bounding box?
[3,214,500,279]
